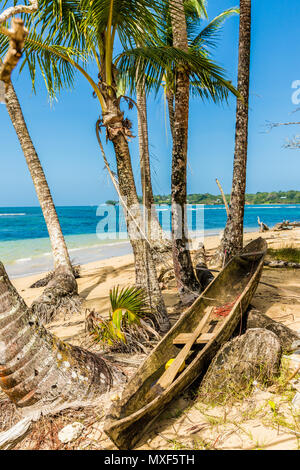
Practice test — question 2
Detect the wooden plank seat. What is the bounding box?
[173,332,215,345]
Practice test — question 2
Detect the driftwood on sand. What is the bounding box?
[0,417,33,450]
[273,220,300,231]
[256,218,300,232]
[257,216,269,232]
[0,262,126,419]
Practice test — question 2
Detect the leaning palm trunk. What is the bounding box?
[5,82,80,323]
[220,0,251,264]
[136,80,171,255]
[170,0,200,301]
[0,262,125,416]
[100,91,170,334]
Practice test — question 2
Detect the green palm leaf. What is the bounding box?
[116,45,238,99]
[191,7,239,49]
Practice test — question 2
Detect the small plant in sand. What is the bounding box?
[88,286,160,353]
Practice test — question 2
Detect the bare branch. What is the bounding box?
[0,2,38,85]
[283,135,300,149]
[265,120,300,133]
[0,1,38,25]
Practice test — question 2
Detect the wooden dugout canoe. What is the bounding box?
[104,238,267,449]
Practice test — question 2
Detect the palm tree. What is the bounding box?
[24,0,237,328]
[134,3,238,254]
[10,0,172,333]
[168,0,200,300]
[0,4,81,324]
[0,261,125,414]
[136,75,169,252]
[165,3,239,135]
[168,0,239,300]
[220,0,251,263]
[4,83,80,324]
[119,1,238,301]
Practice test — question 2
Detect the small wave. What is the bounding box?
[16,257,32,263]
[0,213,26,217]
[204,207,226,210]
[68,240,130,252]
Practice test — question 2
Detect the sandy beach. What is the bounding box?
[5,228,299,450]
[12,229,300,336]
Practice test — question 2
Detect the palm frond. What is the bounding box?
[90,285,149,348]
[0,25,87,97]
[116,44,238,99]
[184,0,208,20]
[191,7,239,49]
[109,285,147,320]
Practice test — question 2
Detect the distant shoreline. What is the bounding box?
[1,202,300,208]
[1,204,299,278]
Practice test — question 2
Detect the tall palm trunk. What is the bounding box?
[101,94,170,333]
[169,0,200,301]
[166,88,175,140]
[5,82,80,323]
[221,0,251,263]
[136,81,170,252]
[0,262,125,415]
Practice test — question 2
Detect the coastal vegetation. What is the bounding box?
[107,190,300,206]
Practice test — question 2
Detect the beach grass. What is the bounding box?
[267,247,300,263]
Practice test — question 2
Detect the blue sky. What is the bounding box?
[0,0,299,207]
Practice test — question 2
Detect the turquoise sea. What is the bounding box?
[0,204,299,278]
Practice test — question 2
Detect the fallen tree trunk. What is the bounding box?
[245,308,300,352]
[0,262,126,417]
[273,220,300,231]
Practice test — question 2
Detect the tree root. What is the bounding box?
[30,265,80,289]
[31,270,82,324]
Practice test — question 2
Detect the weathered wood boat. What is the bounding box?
[104,238,267,449]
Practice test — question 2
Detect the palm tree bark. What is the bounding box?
[166,88,175,140]
[221,0,251,263]
[169,0,200,301]
[101,94,170,333]
[4,82,80,323]
[136,80,171,254]
[0,262,125,415]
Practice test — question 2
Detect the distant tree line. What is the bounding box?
[106,190,300,206]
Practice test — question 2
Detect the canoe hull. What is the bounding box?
[105,238,267,449]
